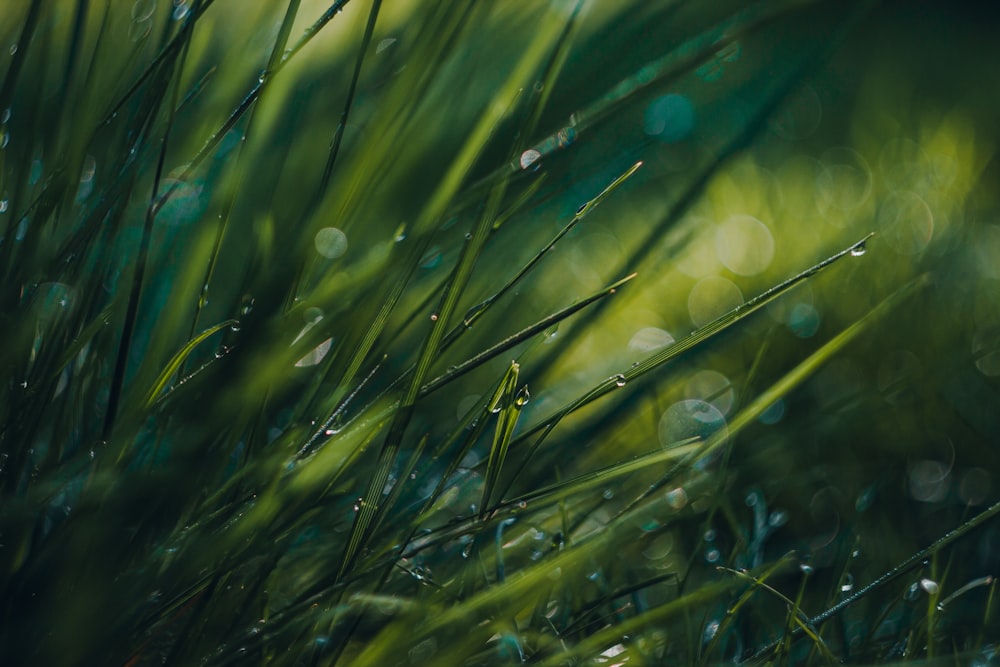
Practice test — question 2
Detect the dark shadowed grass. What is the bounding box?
[1,1,999,665]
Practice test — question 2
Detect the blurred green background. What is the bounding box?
[1,0,999,664]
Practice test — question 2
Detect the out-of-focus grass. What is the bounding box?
[1,1,999,665]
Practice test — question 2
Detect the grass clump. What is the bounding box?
[2,0,999,665]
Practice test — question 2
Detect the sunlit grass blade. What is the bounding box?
[142,319,238,409]
[513,234,874,450]
[479,361,525,519]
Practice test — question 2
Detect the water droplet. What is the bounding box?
[353,497,365,512]
[703,620,720,642]
[519,149,541,170]
[240,295,254,316]
[920,578,939,595]
[613,374,627,387]
[0,200,8,213]
[800,563,814,575]
[665,487,688,509]
[514,385,530,407]
[173,3,189,21]
[429,313,438,321]
[0,128,9,150]
[705,549,721,563]
[230,322,241,333]
[704,529,716,542]
[850,241,867,256]
[841,573,855,593]
[602,488,614,500]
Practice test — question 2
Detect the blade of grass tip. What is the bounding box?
[512,233,875,452]
[336,9,576,579]
[718,566,839,664]
[440,161,643,351]
[482,266,923,535]
[421,272,637,397]
[141,319,238,409]
[700,557,797,665]
[563,1,878,349]
[385,162,632,397]
[480,361,524,519]
[744,495,1000,663]
[408,371,513,530]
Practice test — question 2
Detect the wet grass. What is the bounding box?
[1,1,999,665]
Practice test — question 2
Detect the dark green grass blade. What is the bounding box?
[335,6,580,579]
[744,496,1000,663]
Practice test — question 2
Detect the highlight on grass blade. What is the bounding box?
[144,319,238,408]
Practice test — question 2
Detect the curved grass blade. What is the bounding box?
[713,566,838,665]
[480,362,525,519]
[142,319,238,409]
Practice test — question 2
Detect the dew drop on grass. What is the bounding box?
[519,149,541,170]
[850,241,867,256]
[514,386,530,407]
[703,620,720,642]
[602,488,614,500]
[920,578,939,595]
[800,563,814,575]
[705,548,720,563]
[841,573,855,593]
[613,374,626,387]
[0,200,7,214]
